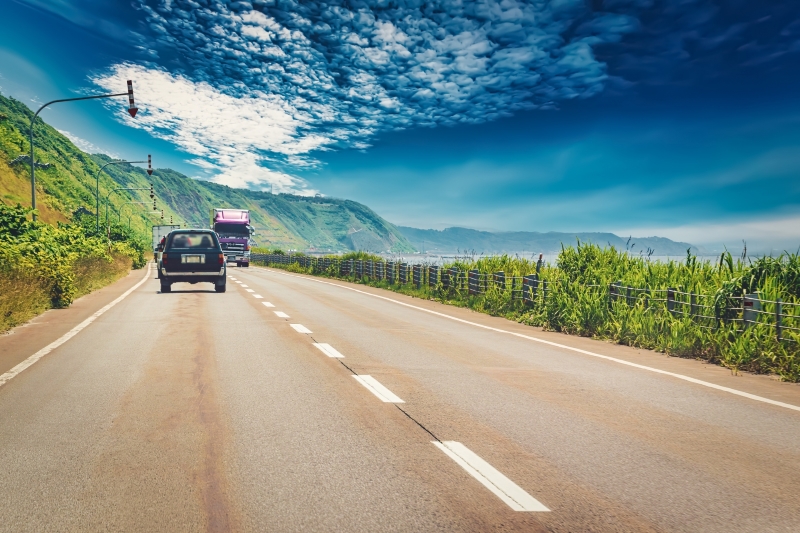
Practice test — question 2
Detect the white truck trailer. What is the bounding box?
[152,224,181,260]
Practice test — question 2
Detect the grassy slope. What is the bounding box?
[0,93,414,253]
[0,95,161,238]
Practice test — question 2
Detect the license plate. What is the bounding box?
[182,255,203,264]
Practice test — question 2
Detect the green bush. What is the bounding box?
[0,204,143,331]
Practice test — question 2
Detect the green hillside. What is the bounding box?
[0,93,414,253]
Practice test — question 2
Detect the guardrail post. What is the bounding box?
[522,274,536,305]
[776,298,782,340]
[468,270,479,295]
[690,292,697,318]
[413,264,421,288]
[609,281,619,306]
[543,280,548,304]
[743,293,760,328]
[494,271,505,293]
[667,288,676,315]
[429,266,439,288]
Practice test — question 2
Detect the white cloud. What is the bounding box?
[88,0,642,191]
[92,63,322,193]
[57,129,119,158]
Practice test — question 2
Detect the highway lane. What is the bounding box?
[0,264,797,532]
[232,266,800,532]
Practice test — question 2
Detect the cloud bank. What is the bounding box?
[90,0,800,192]
[92,0,639,190]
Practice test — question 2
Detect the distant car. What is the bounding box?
[159,229,226,293]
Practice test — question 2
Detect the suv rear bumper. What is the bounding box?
[161,268,225,282]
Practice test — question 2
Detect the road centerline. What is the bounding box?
[353,375,405,403]
[433,441,549,512]
[312,343,345,358]
[262,268,800,413]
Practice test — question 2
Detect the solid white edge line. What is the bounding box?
[261,302,275,307]
[274,311,289,318]
[352,375,404,403]
[433,441,549,512]
[290,323,312,334]
[312,343,344,358]
[261,268,800,413]
[0,263,153,388]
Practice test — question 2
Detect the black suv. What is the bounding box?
[159,229,227,293]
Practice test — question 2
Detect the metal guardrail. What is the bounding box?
[251,253,799,343]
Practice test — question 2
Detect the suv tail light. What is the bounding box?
[218,253,224,265]
[162,253,168,265]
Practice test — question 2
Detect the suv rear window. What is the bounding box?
[169,232,217,249]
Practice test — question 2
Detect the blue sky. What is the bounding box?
[2,0,799,251]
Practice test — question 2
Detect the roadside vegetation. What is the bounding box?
[0,204,147,333]
[254,244,800,381]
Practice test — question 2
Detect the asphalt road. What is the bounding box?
[0,264,799,532]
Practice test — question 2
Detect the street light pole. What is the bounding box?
[118,201,148,223]
[29,80,138,221]
[94,158,147,232]
[106,186,153,228]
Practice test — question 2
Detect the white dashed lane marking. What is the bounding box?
[312,343,344,358]
[262,302,275,307]
[290,324,312,334]
[352,375,404,403]
[265,269,800,414]
[433,441,549,512]
[245,289,254,293]
[241,284,249,288]
[274,311,289,318]
[253,294,263,299]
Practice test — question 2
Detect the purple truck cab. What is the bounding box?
[212,208,253,267]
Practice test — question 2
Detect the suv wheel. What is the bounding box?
[160,282,172,293]
[215,280,226,293]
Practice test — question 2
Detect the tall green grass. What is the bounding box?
[256,243,800,380]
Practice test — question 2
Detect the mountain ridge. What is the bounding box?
[0,92,414,253]
[397,226,698,257]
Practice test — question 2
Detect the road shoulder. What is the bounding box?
[0,265,154,376]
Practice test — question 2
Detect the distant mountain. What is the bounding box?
[100,159,414,253]
[398,226,698,257]
[0,93,413,253]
